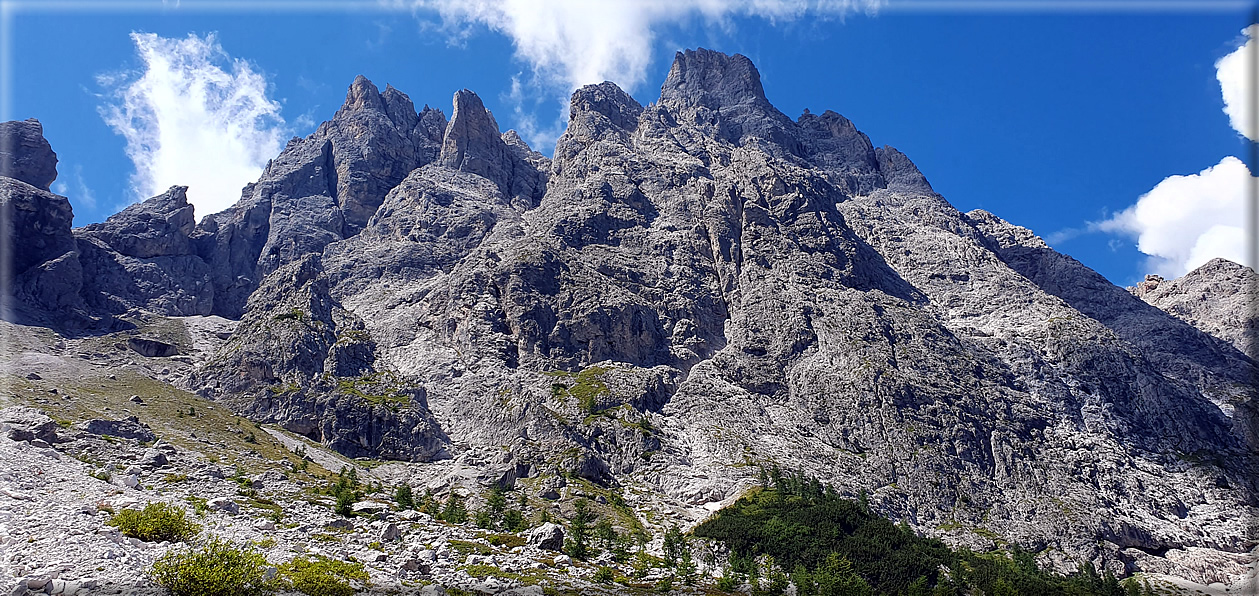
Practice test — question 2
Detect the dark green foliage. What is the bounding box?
[394,484,414,510]
[330,467,362,517]
[440,492,468,524]
[593,566,615,584]
[108,503,202,543]
[475,485,508,530]
[662,525,687,568]
[696,470,1135,596]
[502,509,527,532]
[565,498,594,560]
[149,537,274,596]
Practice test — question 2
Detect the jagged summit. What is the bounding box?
[1,48,1255,590]
[660,48,770,110]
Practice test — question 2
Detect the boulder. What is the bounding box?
[77,416,156,442]
[526,522,564,551]
[0,407,59,444]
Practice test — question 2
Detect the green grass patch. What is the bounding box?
[448,539,492,556]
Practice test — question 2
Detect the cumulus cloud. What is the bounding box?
[98,32,287,219]
[414,0,881,93]
[1216,24,1256,141]
[1097,156,1253,278]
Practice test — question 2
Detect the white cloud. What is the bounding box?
[1216,24,1256,141]
[406,0,879,153]
[1097,156,1253,278]
[412,0,881,93]
[98,32,287,220]
[50,164,97,212]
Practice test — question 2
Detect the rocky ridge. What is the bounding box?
[2,47,1257,593]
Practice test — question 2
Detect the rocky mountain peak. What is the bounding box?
[875,145,933,193]
[570,81,643,133]
[381,83,420,131]
[340,74,386,114]
[439,89,514,193]
[0,118,58,191]
[660,48,768,110]
[1134,257,1258,359]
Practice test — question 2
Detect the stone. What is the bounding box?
[552,554,571,567]
[125,337,179,358]
[206,497,238,515]
[526,523,564,552]
[138,449,168,468]
[379,522,400,542]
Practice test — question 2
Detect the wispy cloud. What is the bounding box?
[411,0,880,94]
[50,164,97,212]
[98,32,287,219]
[1096,156,1252,277]
[1215,24,1256,141]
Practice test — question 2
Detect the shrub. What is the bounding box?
[108,503,201,543]
[334,490,357,517]
[279,555,368,596]
[486,533,527,548]
[593,566,615,584]
[149,537,274,596]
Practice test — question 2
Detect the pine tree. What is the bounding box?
[565,498,593,560]
[394,484,414,510]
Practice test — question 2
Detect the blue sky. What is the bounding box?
[2,1,1254,286]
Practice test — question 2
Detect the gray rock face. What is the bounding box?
[1132,258,1258,360]
[74,186,215,316]
[191,253,449,462]
[0,175,84,314]
[195,75,449,318]
[0,119,57,191]
[965,210,1257,445]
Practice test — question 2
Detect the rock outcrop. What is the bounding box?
[194,75,450,318]
[0,119,57,191]
[1132,257,1258,360]
[75,186,215,316]
[0,124,83,316]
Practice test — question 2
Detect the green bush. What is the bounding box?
[593,566,615,584]
[108,503,202,543]
[149,537,274,596]
[278,554,368,596]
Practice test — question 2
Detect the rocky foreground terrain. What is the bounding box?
[1,48,1256,594]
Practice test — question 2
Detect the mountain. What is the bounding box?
[1130,258,1257,361]
[1,48,1255,592]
